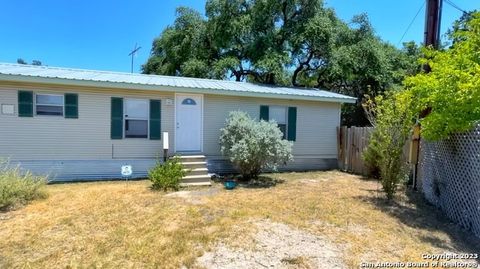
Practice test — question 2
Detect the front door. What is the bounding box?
[175,94,202,152]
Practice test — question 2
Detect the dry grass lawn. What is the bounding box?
[0,171,478,268]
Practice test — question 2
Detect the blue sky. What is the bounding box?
[0,0,477,73]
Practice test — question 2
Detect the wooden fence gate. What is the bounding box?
[337,126,373,175]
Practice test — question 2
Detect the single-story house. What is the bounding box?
[0,63,355,185]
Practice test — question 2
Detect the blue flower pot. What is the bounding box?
[224,180,237,190]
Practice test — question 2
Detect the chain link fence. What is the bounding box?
[418,124,480,237]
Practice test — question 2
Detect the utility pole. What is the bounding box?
[424,0,443,48]
[412,0,443,190]
[128,43,142,73]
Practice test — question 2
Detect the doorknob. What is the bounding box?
[176,122,179,129]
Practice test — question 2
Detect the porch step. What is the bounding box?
[178,154,210,186]
[178,155,206,163]
[180,181,212,187]
[184,167,209,176]
[181,175,211,186]
[181,161,207,169]
[182,174,211,182]
[178,155,205,158]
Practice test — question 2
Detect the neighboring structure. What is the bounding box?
[0,63,355,183]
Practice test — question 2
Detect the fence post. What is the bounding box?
[337,126,343,170]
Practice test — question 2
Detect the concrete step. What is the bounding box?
[181,161,207,169]
[177,155,205,159]
[178,155,206,163]
[180,181,212,187]
[184,167,209,176]
[178,154,209,182]
[182,174,211,180]
[181,174,211,184]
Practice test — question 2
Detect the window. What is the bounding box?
[124,99,148,138]
[181,98,197,105]
[270,106,287,139]
[36,94,64,116]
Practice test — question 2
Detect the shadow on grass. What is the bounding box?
[356,190,480,258]
[213,174,285,189]
[240,176,285,189]
[358,175,380,182]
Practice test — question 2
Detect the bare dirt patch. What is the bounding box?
[197,219,345,269]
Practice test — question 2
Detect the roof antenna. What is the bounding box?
[128,43,142,73]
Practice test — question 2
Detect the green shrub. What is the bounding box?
[362,14,480,199]
[362,137,381,179]
[148,157,187,191]
[219,111,293,180]
[0,161,48,211]
[363,92,413,199]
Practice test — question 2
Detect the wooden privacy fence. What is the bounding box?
[337,126,373,175]
[338,124,480,239]
[337,126,412,175]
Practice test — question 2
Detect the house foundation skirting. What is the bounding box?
[8,157,338,182]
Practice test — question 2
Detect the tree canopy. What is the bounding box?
[17,58,42,66]
[403,11,480,140]
[362,12,480,198]
[143,0,420,126]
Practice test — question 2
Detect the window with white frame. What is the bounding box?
[269,106,287,139]
[124,99,148,138]
[36,94,64,116]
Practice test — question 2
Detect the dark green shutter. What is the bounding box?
[260,105,269,121]
[18,91,33,117]
[287,107,297,141]
[64,93,78,118]
[149,99,161,140]
[111,97,123,139]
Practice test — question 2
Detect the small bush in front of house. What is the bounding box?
[148,157,187,191]
[219,111,293,180]
[0,161,48,211]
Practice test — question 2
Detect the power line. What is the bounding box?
[397,1,426,46]
[444,0,467,14]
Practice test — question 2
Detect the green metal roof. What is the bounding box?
[0,63,356,103]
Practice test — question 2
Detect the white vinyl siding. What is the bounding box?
[0,84,341,164]
[0,86,174,160]
[203,94,341,158]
